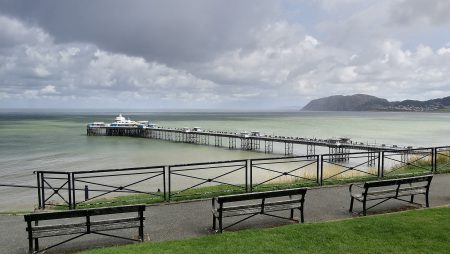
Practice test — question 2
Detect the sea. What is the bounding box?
[0,110,449,211]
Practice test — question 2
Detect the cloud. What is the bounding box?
[0,15,220,108]
[388,0,450,26]
[0,0,280,65]
[0,1,449,109]
[40,85,56,94]
[0,15,50,48]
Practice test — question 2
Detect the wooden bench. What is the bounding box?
[24,205,145,254]
[212,188,307,233]
[349,175,433,216]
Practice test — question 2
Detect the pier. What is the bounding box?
[87,125,407,158]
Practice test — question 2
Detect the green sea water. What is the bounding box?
[0,111,449,210]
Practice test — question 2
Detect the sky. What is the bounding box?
[0,0,449,110]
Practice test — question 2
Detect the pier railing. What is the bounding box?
[2,146,447,210]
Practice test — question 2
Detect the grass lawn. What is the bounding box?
[79,206,450,254]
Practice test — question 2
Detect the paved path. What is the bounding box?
[1,173,449,254]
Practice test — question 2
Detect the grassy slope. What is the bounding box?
[80,206,450,254]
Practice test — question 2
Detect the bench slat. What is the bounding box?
[24,205,145,222]
[32,219,141,238]
[220,199,303,212]
[353,189,427,201]
[351,185,428,201]
[363,175,432,188]
[349,176,432,217]
[217,188,306,203]
[221,203,301,217]
[30,217,140,231]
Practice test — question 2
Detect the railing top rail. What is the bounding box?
[381,147,434,153]
[35,165,165,175]
[168,159,247,169]
[435,146,450,149]
[321,151,380,157]
[72,165,165,175]
[250,155,318,162]
[33,170,71,174]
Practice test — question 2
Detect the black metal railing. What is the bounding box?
[1,145,448,210]
[320,152,380,185]
[35,171,73,209]
[250,155,319,191]
[168,160,247,200]
[381,148,434,177]
[72,166,165,208]
[434,146,450,173]
[35,166,165,209]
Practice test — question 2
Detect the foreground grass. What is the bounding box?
[80,206,450,254]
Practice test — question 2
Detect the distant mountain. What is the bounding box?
[302,94,450,112]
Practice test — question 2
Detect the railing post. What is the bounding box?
[381,151,385,178]
[41,172,45,209]
[67,173,72,209]
[163,166,167,201]
[249,159,252,192]
[320,155,324,186]
[432,147,437,173]
[84,185,89,201]
[377,151,381,178]
[72,172,76,209]
[316,155,320,185]
[36,172,42,209]
[245,160,249,193]
[168,166,171,201]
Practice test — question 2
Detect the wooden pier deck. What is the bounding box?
[87,126,407,156]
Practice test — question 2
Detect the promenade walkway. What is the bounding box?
[1,173,449,254]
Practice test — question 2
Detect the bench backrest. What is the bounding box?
[24,205,145,222]
[216,188,307,203]
[364,175,433,189]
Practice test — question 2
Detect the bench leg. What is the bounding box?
[349,197,354,212]
[212,215,216,230]
[28,237,33,254]
[34,238,39,252]
[219,216,223,233]
[363,200,367,216]
[410,194,414,203]
[425,194,430,208]
[299,208,304,223]
[138,210,144,242]
[290,209,294,220]
[27,221,34,254]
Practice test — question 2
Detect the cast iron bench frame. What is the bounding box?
[212,188,307,233]
[349,175,433,216]
[24,204,145,254]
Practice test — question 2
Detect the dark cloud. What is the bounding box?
[0,0,279,65]
[0,0,449,109]
[388,0,450,26]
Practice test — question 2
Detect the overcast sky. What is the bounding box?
[0,0,449,110]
